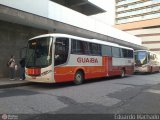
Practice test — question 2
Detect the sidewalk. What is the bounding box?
[0,78,34,89]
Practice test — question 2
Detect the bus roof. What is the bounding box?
[30,33,133,50]
[135,50,149,52]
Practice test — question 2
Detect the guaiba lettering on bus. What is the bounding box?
[77,57,98,63]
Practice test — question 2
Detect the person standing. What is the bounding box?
[8,55,16,80]
[19,58,25,80]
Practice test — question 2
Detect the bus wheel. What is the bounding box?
[74,71,84,85]
[121,69,125,78]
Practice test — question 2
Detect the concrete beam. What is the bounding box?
[67,0,106,15]
[65,0,88,7]
[51,0,105,15]
[80,2,105,15]
[0,5,146,50]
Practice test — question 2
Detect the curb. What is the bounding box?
[0,82,34,89]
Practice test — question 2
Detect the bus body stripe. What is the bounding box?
[54,57,134,83]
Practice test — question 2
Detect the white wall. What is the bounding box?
[0,0,48,17]
[48,2,95,32]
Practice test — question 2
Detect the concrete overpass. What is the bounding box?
[0,4,146,50]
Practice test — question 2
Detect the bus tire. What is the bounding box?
[74,71,84,85]
[121,69,125,78]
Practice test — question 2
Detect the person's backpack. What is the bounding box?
[7,60,12,67]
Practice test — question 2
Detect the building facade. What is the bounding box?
[115,0,160,24]
[115,0,160,55]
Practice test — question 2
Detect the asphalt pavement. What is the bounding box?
[0,73,160,120]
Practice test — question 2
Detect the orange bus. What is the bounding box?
[25,34,134,84]
[134,50,160,73]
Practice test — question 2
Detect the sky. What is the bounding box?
[89,0,115,25]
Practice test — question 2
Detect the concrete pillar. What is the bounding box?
[0,20,47,78]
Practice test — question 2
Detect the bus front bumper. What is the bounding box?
[26,75,55,83]
[134,66,150,73]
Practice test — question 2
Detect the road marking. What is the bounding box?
[146,89,160,94]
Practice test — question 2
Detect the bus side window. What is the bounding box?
[122,49,127,58]
[102,45,111,56]
[73,41,90,54]
[120,48,123,58]
[71,39,84,54]
[90,43,101,56]
[148,53,151,60]
[54,38,69,66]
[83,42,90,54]
[112,47,120,58]
[154,54,157,60]
[128,50,133,58]
[150,54,154,60]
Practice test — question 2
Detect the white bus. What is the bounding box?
[25,34,134,84]
[134,50,160,73]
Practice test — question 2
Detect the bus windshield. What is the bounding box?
[135,51,148,66]
[26,37,52,68]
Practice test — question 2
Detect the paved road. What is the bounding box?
[0,73,160,119]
